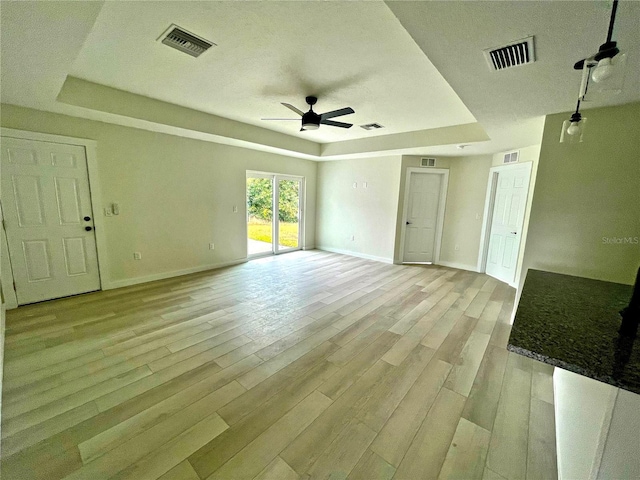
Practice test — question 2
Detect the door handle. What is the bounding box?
[84,216,91,221]
[511,231,517,235]
[85,226,93,231]
[406,221,412,225]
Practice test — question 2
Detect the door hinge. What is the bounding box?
[13,280,17,291]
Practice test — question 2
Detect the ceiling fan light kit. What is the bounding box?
[563,0,626,143]
[264,95,355,132]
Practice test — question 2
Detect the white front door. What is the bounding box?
[402,171,443,263]
[485,164,531,284]
[1,137,100,305]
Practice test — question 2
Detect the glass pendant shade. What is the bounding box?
[560,117,587,144]
[580,52,627,102]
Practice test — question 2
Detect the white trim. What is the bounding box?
[436,260,480,273]
[477,161,533,283]
[0,301,5,440]
[246,171,305,257]
[399,167,449,264]
[107,258,248,290]
[316,246,393,264]
[0,128,111,290]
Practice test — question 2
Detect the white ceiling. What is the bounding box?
[70,1,476,144]
[1,1,639,160]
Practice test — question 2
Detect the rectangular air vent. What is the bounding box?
[421,157,436,167]
[360,123,384,131]
[503,151,520,164]
[483,36,535,71]
[158,24,215,58]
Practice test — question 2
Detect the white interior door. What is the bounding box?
[1,137,100,305]
[402,171,443,263]
[485,165,531,284]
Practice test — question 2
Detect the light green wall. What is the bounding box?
[316,156,402,262]
[0,104,318,286]
[521,102,640,286]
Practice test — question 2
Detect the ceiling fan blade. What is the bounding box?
[321,119,353,129]
[281,103,305,116]
[320,107,354,121]
[261,118,300,121]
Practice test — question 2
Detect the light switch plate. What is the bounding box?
[104,208,113,217]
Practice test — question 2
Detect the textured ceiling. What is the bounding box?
[69,1,476,144]
[1,1,639,159]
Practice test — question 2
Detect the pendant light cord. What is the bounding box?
[606,0,619,43]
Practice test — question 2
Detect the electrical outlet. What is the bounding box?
[133,252,142,260]
[104,207,113,217]
[363,182,368,188]
[351,235,355,241]
[475,213,481,220]
[209,243,215,250]
[454,245,460,251]
[233,205,238,213]
[352,182,357,188]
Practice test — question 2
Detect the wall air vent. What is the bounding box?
[158,24,215,58]
[483,36,535,71]
[360,123,384,131]
[503,151,520,164]
[421,157,436,167]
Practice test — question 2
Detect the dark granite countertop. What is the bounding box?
[508,269,639,394]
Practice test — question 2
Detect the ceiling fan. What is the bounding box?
[262,96,354,131]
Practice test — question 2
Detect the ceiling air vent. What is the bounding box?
[360,123,384,131]
[503,151,520,164]
[421,157,436,167]
[158,24,215,58]
[483,36,535,71]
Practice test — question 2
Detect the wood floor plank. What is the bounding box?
[306,420,376,479]
[188,360,337,478]
[438,418,491,480]
[157,460,200,480]
[462,345,509,431]
[1,252,536,480]
[253,456,300,480]
[346,449,396,480]
[113,413,229,480]
[205,390,332,480]
[444,330,491,397]
[280,360,394,475]
[486,353,533,480]
[394,388,467,479]
[370,358,453,467]
[526,397,558,480]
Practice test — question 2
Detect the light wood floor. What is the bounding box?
[1,250,557,480]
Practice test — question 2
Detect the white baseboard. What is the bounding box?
[436,260,481,273]
[105,258,248,290]
[316,246,393,264]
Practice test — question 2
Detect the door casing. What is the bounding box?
[399,167,449,264]
[0,128,108,309]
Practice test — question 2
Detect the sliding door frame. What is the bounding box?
[246,171,305,258]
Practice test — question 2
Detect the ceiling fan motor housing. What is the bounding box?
[302,110,321,129]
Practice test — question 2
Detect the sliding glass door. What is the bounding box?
[247,172,303,257]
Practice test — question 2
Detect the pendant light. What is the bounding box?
[562,0,625,143]
[574,0,627,101]
[560,99,587,144]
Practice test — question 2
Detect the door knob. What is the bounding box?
[511,231,517,235]
[84,216,91,221]
[85,226,93,231]
[406,221,412,225]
